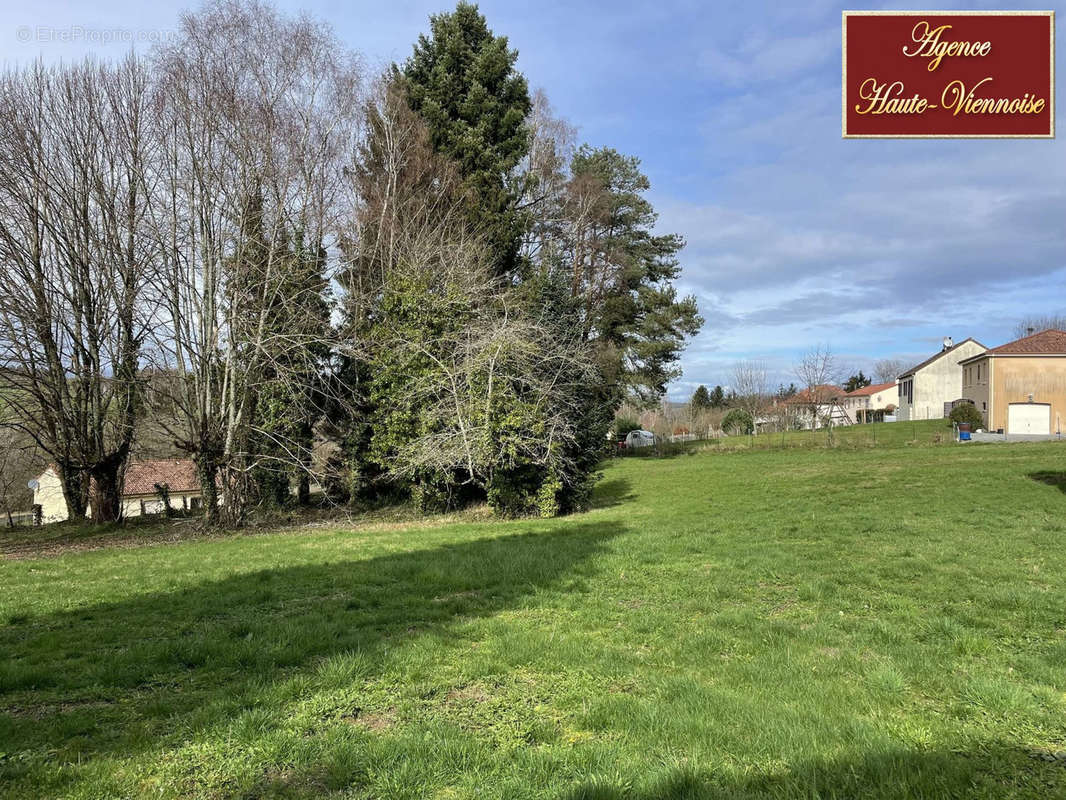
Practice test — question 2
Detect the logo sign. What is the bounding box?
[843,11,1054,138]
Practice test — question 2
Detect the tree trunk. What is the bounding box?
[58,465,88,522]
[89,451,128,523]
[297,424,312,505]
[221,462,248,528]
[195,455,221,525]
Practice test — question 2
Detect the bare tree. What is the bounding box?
[517,88,577,264]
[0,427,42,527]
[344,75,473,313]
[874,358,908,384]
[0,57,156,522]
[146,0,362,525]
[1014,313,1066,339]
[795,344,840,428]
[730,360,769,434]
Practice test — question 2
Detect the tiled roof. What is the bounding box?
[844,381,896,397]
[985,329,1066,356]
[899,337,984,378]
[787,385,843,404]
[123,459,199,495]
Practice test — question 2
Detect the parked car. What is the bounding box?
[624,429,657,449]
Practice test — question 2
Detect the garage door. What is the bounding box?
[1007,403,1050,435]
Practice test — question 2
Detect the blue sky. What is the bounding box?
[3,0,1064,397]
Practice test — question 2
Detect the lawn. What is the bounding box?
[2,437,1066,798]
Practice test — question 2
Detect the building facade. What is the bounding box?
[842,381,898,423]
[33,460,206,524]
[960,329,1066,435]
[896,338,986,421]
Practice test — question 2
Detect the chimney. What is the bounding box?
[1027,327,1035,336]
[942,336,953,351]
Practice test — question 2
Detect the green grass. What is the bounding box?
[3,438,1066,798]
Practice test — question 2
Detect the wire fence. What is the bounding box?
[614,420,955,458]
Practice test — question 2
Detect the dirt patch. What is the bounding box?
[1,697,116,719]
[341,706,397,731]
[444,684,490,706]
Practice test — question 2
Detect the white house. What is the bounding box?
[784,385,849,429]
[33,459,205,523]
[896,337,986,421]
[842,381,898,424]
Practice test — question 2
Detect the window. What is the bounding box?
[190,496,202,511]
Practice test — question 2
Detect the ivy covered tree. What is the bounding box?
[332,7,701,519]
[402,2,531,278]
[335,79,608,516]
[250,230,331,507]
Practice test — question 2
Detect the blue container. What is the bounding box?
[959,430,971,441]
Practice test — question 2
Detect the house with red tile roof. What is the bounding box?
[842,381,898,424]
[32,459,205,523]
[959,329,1066,435]
[783,384,850,429]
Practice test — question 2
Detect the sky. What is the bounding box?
[3,0,1064,398]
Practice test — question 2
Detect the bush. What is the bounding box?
[613,416,642,441]
[949,403,984,429]
[721,408,754,435]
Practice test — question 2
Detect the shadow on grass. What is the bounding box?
[1028,471,1066,494]
[565,745,1061,799]
[0,522,622,773]
[589,477,636,509]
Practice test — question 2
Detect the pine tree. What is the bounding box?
[691,385,711,411]
[844,372,872,392]
[402,2,531,277]
[565,145,702,404]
[709,385,726,408]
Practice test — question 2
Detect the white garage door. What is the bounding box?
[1007,403,1050,435]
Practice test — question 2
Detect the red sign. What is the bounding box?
[843,11,1054,138]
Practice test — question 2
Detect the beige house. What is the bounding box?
[842,381,898,423]
[959,329,1066,435]
[896,337,986,421]
[33,459,205,524]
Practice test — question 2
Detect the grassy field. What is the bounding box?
[2,433,1066,798]
[623,418,960,456]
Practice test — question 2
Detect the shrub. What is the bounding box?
[613,416,642,440]
[722,408,754,435]
[949,403,984,429]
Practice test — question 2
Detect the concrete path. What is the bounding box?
[970,432,1065,443]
